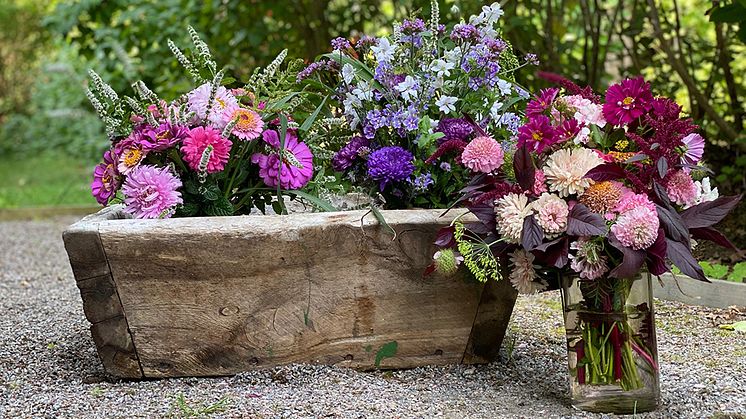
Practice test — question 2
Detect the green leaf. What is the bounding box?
[698,261,729,279]
[710,4,746,23]
[321,52,385,91]
[300,95,328,132]
[284,189,339,212]
[205,196,234,216]
[719,320,746,332]
[374,341,398,367]
[202,183,221,201]
[176,202,200,217]
[728,262,746,282]
[370,205,396,238]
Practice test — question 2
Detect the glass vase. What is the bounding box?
[560,272,660,414]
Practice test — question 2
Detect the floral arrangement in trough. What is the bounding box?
[429,73,742,407]
[88,28,320,218]
[299,2,536,209]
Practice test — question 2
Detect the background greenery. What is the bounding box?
[0,0,743,256]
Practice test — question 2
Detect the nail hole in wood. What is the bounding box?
[157,362,172,372]
[434,349,443,356]
[344,354,353,361]
[219,306,239,316]
[249,357,259,365]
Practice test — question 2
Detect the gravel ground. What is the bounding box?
[1,216,745,419]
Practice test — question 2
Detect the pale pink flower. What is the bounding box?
[543,148,603,197]
[563,95,606,127]
[666,170,697,207]
[533,193,569,237]
[611,206,660,250]
[613,190,655,214]
[461,136,505,173]
[187,82,239,128]
[532,169,548,195]
[121,165,182,219]
[223,105,264,141]
[509,249,547,294]
[494,193,534,244]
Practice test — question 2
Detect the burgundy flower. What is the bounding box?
[602,77,653,125]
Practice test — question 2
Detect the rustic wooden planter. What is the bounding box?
[63,206,518,379]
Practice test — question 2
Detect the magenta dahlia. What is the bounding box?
[526,88,559,117]
[181,126,232,173]
[517,115,559,153]
[602,77,654,126]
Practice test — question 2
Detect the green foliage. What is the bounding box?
[709,0,746,42]
[698,261,729,279]
[728,262,746,282]
[0,43,106,159]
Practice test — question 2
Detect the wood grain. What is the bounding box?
[63,206,143,378]
[66,208,518,378]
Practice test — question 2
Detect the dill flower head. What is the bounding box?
[543,147,603,197]
[579,181,623,213]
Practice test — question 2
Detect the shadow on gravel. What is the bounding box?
[53,327,109,383]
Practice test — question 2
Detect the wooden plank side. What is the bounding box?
[98,210,508,377]
[654,273,746,309]
[462,274,518,364]
[63,205,143,379]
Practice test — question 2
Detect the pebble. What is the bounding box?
[0,217,744,418]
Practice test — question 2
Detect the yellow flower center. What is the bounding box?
[532,132,542,141]
[622,96,634,106]
[234,110,256,131]
[216,97,226,108]
[123,148,143,167]
[102,164,115,184]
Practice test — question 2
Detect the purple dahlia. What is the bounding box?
[366,146,415,190]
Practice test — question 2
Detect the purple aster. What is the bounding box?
[121,165,183,219]
[525,53,540,65]
[437,118,474,142]
[367,146,415,190]
[332,136,370,172]
[91,149,121,206]
[400,18,426,47]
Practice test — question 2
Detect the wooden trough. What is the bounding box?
[63,206,517,379]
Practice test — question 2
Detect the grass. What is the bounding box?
[169,393,231,418]
[0,153,96,208]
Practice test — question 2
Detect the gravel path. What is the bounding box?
[1,217,744,418]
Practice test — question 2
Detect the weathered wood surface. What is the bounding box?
[654,273,746,309]
[62,206,143,378]
[65,207,518,378]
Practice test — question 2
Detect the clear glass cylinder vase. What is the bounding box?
[561,272,660,414]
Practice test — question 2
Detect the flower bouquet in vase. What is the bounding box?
[298,2,536,210]
[430,73,741,413]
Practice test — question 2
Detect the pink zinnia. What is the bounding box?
[665,170,697,207]
[611,206,660,250]
[602,77,654,126]
[517,115,558,153]
[121,165,183,219]
[181,126,232,174]
[251,129,314,190]
[613,191,655,214]
[461,136,504,173]
[680,133,705,166]
[91,149,121,206]
[114,133,148,175]
[223,105,264,141]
